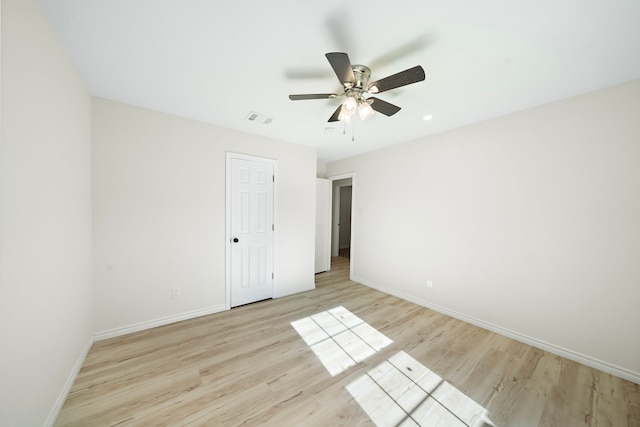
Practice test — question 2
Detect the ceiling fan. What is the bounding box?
[289,52,426,122]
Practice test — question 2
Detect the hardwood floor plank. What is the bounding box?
[55,258,639,426]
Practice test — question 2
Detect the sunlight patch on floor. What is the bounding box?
[291,306,393,376]
[347,351,496,427]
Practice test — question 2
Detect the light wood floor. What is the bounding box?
[55,257,639,426]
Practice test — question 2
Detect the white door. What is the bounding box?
[315,178,331,273]
[229,156,274,307]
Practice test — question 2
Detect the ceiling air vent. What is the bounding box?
[246,111,274,125]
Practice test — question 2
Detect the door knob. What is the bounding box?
[232,237,239,243]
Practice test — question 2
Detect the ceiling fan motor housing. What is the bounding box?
[345,65,371,103]
[351,65,371,89]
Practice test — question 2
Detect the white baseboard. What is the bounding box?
[44,336,94,427]
[94,304,228,341]
[274,283,315,299]
[352,275,640,385]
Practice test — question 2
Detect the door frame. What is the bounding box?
[225,152,278,310]
[328,172,356,279]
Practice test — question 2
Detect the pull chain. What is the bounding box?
[341,120,356,142]
[352,119,355,142]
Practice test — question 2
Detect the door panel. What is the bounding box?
[230,157,274,307]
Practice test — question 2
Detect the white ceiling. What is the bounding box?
[38,0,640,163]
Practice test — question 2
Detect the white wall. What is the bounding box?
[0,0,93,425]
[92,98,316,335]
[317,161,326,178]
[327,80,640,383]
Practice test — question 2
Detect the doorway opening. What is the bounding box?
[329,173,355,277]
[334,179,352,259]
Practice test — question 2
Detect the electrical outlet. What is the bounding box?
[172,287,181,299]
[426,280,434,289]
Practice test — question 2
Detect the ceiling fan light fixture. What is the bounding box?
[338,105,353,122]
[368,85,379,94]
[358,102,375,120]
[338,99,357,122]
[338,111,352,123]
[343,96,357,111]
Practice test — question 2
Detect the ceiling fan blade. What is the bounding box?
[289,93,339,100]
[368,97,401,116]
[368,35,432,70]
[367,65,425,94]
[325,52,356,86]
[328,105,342,122]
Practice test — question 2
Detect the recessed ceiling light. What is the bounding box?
[423,115,433,121]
